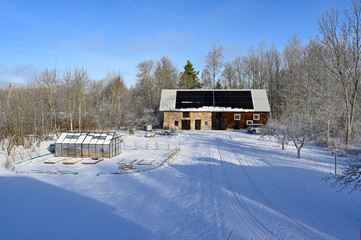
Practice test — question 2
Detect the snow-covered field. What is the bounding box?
[0,130,360,239]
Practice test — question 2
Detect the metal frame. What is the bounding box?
[55,132,121,158]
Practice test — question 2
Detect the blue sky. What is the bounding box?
[0,0,349,87]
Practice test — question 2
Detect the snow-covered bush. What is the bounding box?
[264,114,319,158]
[261,119,290,150]
[287,118,313,159]
[327,154,361,192]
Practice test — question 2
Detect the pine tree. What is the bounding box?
[178,60,202,89]
[215,80,223,89]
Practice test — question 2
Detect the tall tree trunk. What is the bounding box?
[54,108,57,130]
[70,113,73,131]
[41,100,44,133]
[78,101,82,131]
[327,119,330,143]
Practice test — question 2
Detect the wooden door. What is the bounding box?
[182,120,191,130]
[195,120,201,130]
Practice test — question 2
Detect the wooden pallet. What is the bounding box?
[138,160,156,165]
[44,158,68,164]
[117,159,137,165]
[120,165,136,170]
[82,159,104,165]
[38,158,50,163]
[63,158,84,165]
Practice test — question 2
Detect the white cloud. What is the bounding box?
[0,64,40,87]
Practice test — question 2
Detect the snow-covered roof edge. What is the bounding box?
[159,89,271,112]
[56,132,118,145]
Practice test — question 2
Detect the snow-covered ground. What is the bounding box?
[0,130,360,239]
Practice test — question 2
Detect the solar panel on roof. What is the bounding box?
[176,91,213,109]
[175,90,253,109]
[214,91,253,109]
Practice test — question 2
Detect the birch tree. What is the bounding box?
[36,67,58,130]
[201,68,212,89]
[318,1,361,146]
[205,45,224,88]
[221,62,237,89]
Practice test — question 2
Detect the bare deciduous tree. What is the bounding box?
[318,1,361,147]
[205,45,224,88]
[201,68,212,89]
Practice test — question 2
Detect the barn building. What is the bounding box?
[159,89,270,130]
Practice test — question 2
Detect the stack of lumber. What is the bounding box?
[138,160,156,165]
[82,158,104,165]
[63,158,84,165]
[44,158,68,164]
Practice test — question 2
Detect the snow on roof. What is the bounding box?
[56,132,117,145]
[159,89,271,112]
[56,132,67,144]
[76,132,88,144]
[104,133,114,145]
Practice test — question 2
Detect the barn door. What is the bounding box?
[212,112,227,130]
[221,118,227,130]
[195,120,201,130]
[182,120,191,130]
[234,120,240,129]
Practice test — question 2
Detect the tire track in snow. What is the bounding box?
[205,132,225,239]
[223,131,323,239]
[180,132,224,239]
[210,132,278,239]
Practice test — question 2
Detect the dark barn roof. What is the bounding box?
[159,89,270,112]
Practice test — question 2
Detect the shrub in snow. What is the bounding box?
[327,154,361,192]
[267,114,319,158]
[287,122,313,159]
[261,120,290,150]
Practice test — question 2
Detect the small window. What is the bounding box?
[204,120,209,126]
[253,114,260,121]
[246,120,253,125]
[234,114,241,120]
[183,112,190,118]
[175,121,179,126]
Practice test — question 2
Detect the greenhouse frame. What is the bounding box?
[55,132,121,158]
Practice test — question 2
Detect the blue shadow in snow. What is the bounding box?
[0,176,151,240]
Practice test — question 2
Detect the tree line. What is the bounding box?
[1,0,361,155]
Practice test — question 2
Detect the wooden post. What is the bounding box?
[30,143,33,158]
[38,143,40,155]
[330,149,339,174]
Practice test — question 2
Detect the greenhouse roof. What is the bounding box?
[56,132,118,145]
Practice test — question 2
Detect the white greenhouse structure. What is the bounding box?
[55,132,121,158]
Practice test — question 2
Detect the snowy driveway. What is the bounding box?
[0,131,360,239]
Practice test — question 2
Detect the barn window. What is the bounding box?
[234,114,241,120]
[253,114,260,120]
[183,112,190,118]
[246,120,253,125]
[175,121,179,126]
[204,120,209,126]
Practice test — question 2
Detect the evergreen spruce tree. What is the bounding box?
[215,80,223,89]
[178,60,202,89]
